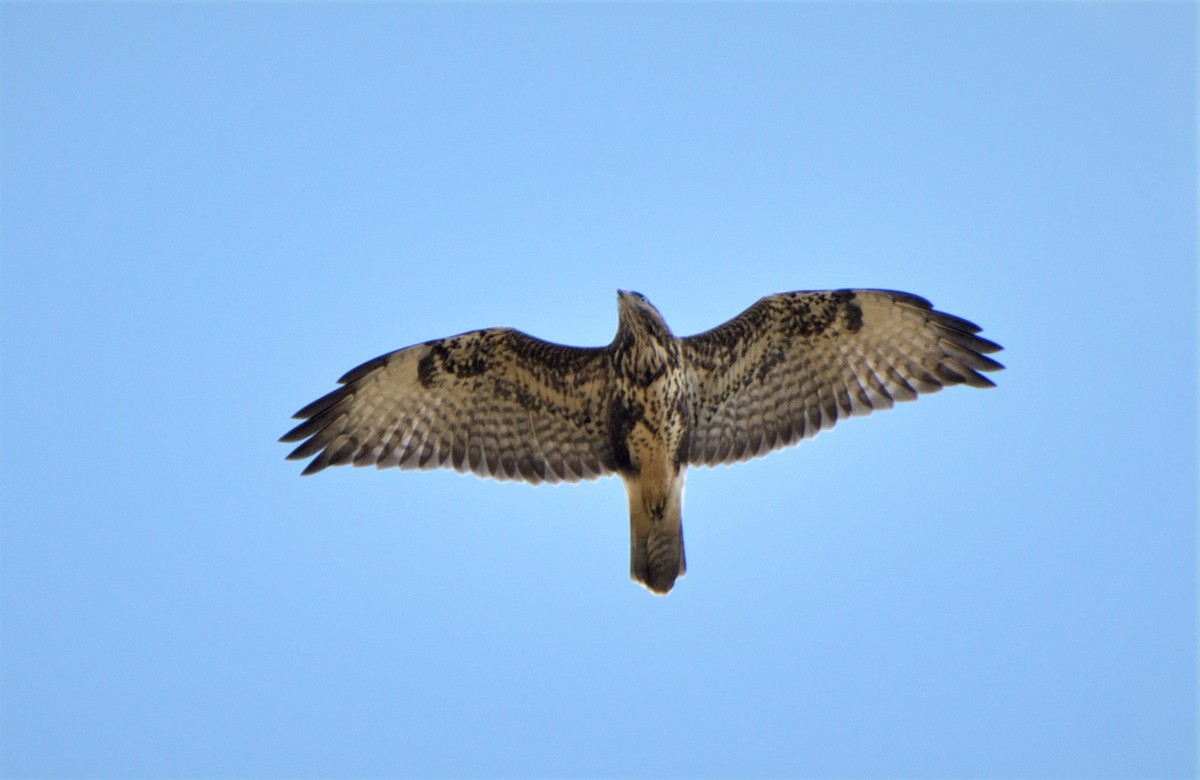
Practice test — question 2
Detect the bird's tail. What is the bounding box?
[627,476,687,595]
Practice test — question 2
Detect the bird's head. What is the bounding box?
[616,290,673,347]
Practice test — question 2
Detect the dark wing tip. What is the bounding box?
[299,453,332,476]
[337,352,395,384]
[279,420,313,444]
[930,310,984,334]
[288,385,351,423]
[958,367,998,388]
[971,335,1004,355]
[282,353,395,468]
[976,353,1005,372]
[284,434,328,461]
[873,289,935,310]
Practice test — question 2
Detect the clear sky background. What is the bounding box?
[1,4,1195,778]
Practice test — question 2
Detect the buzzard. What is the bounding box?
[282,289,1003,594]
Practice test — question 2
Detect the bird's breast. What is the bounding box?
[608,360,691,479]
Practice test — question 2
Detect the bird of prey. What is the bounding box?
[282,289,1003,594]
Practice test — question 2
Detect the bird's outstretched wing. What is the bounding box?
[681,289,1004,466]
[281,328,616,484]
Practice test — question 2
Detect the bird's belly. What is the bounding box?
[622,378,688,482]
[625,422,676,485]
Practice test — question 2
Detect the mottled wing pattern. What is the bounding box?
[681,289,1004,465]
[281,329,616,484]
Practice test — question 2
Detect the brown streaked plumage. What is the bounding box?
[281,289,1003,594]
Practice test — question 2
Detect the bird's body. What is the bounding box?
[608,295,691,591]
[282,289,1003,594]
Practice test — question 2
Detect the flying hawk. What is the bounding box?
[281,289,1003,594]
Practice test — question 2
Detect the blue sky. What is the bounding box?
[1,3,1195,778]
